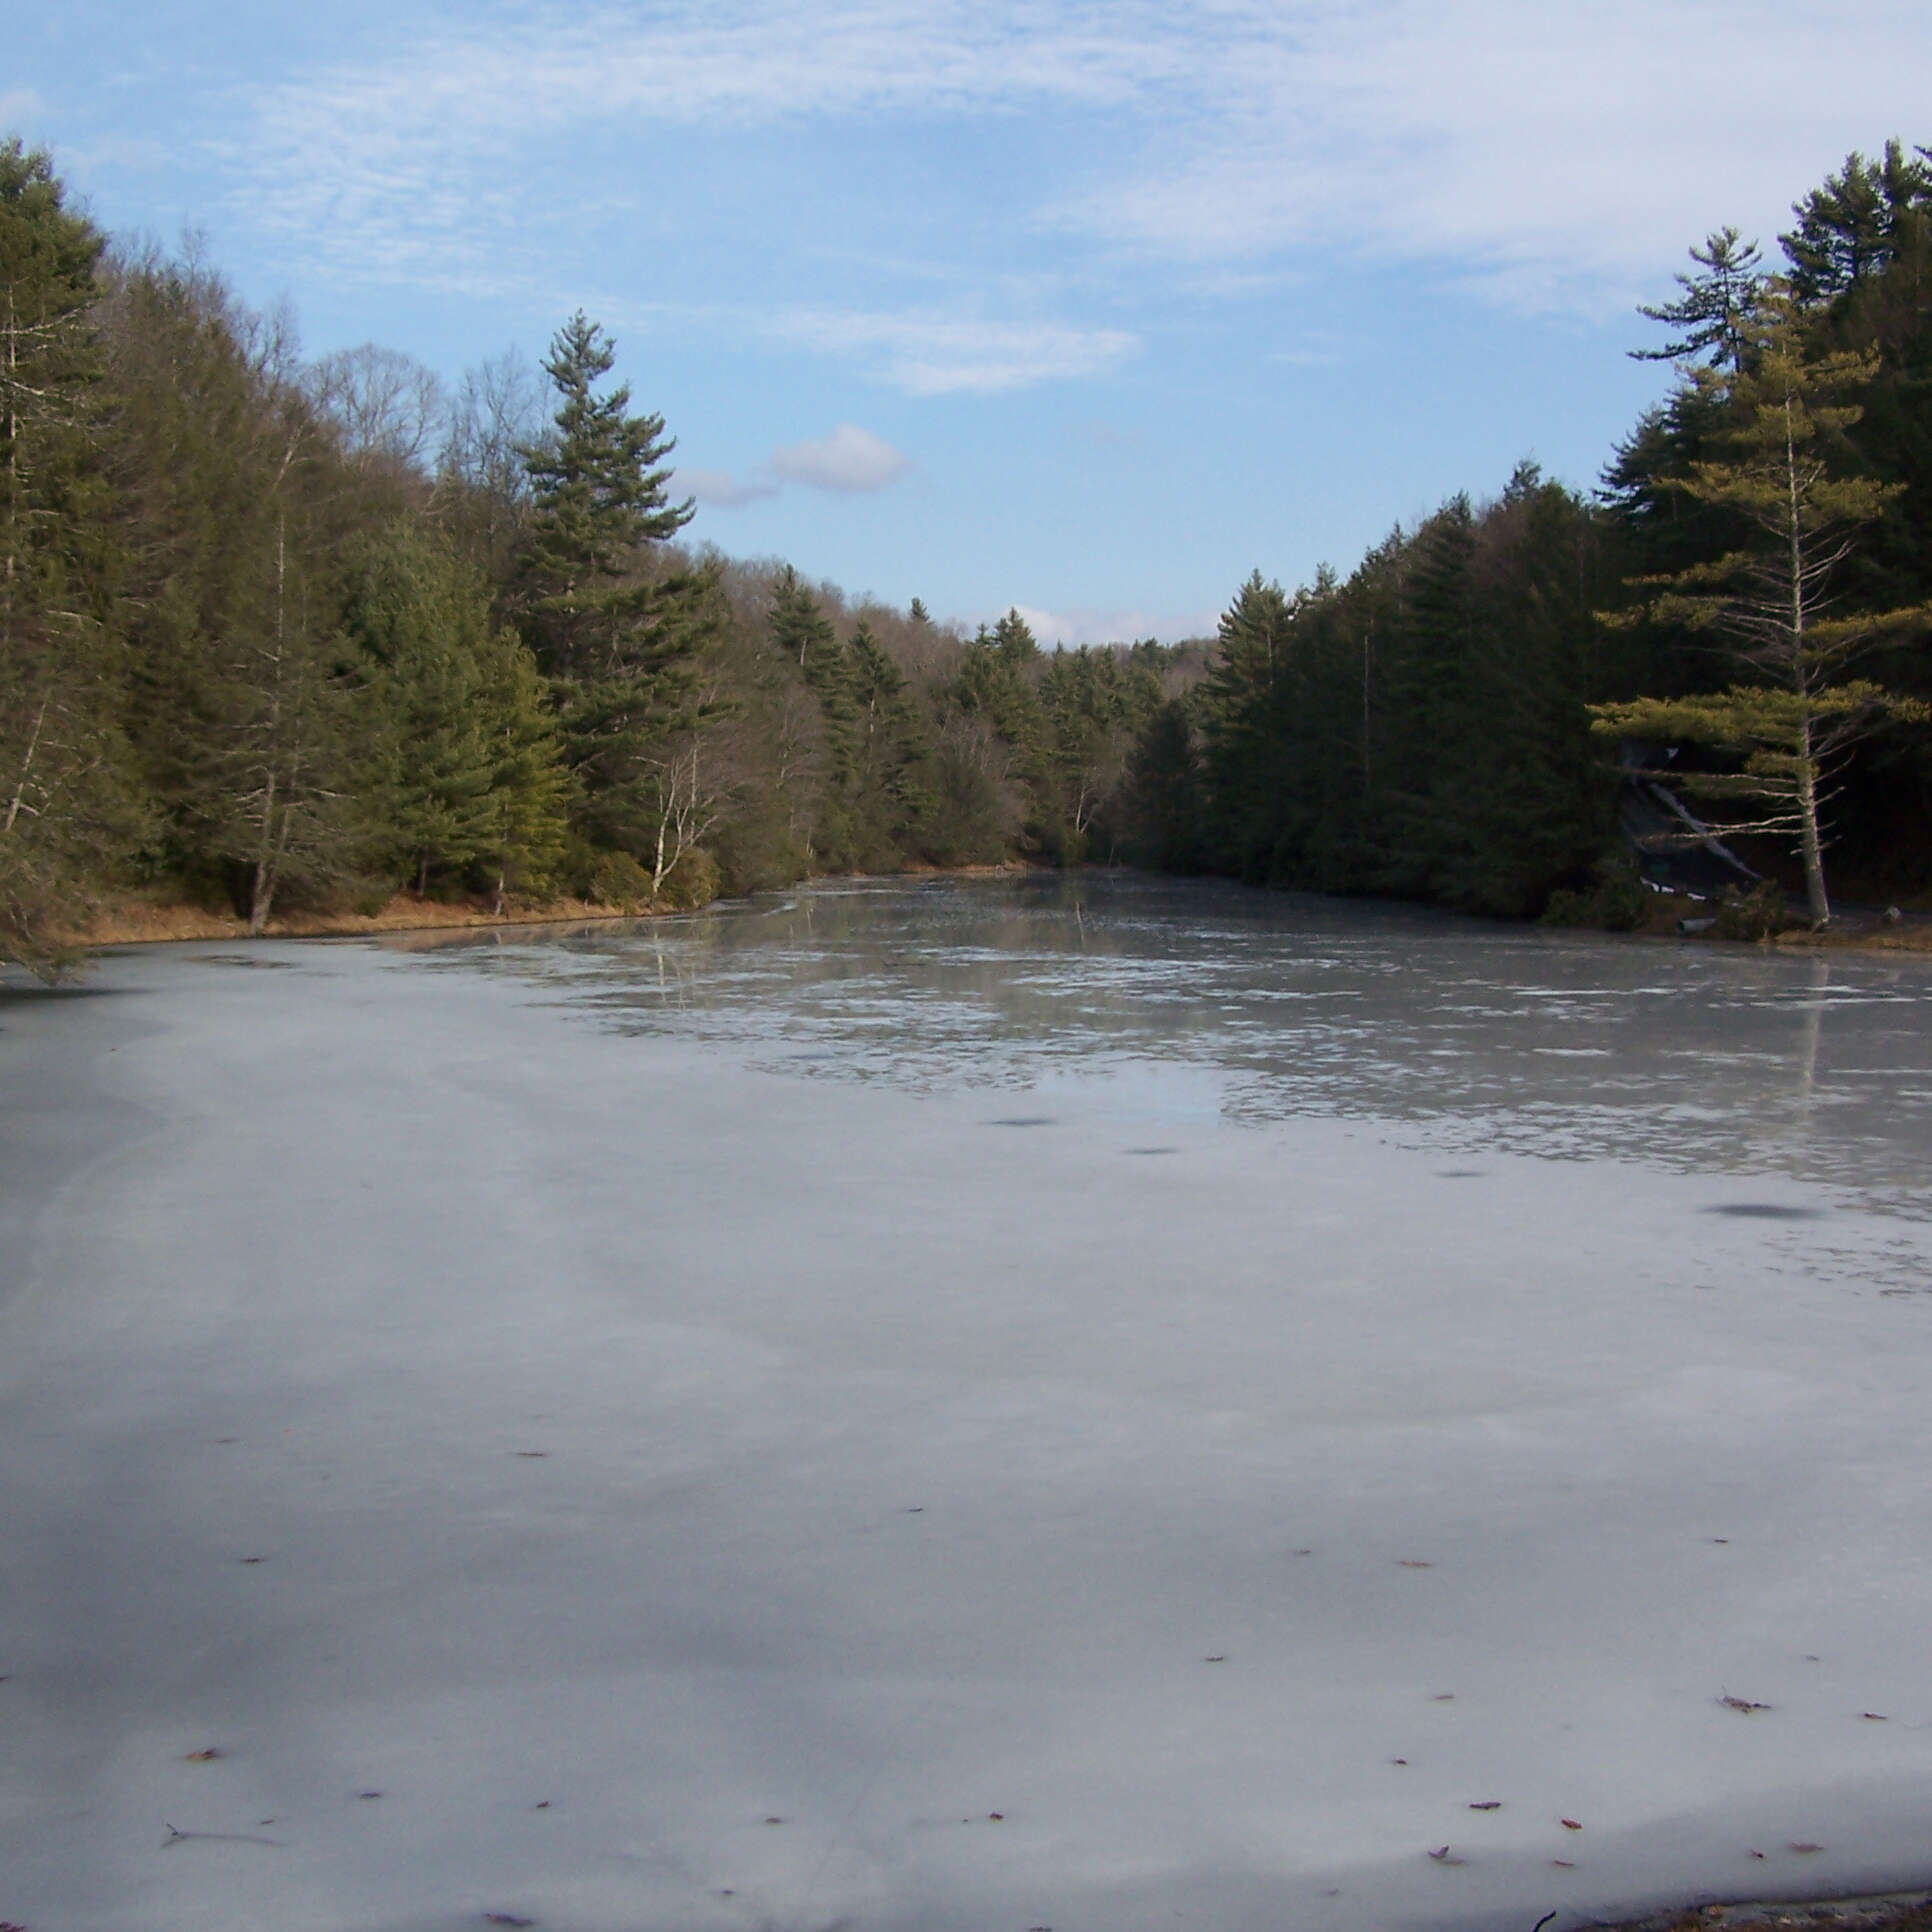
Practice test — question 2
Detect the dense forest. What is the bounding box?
[2,136,1929,977]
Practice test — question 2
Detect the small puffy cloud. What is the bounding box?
[675,465,779,508]
[769,423,910,493]
[677,427,909,510]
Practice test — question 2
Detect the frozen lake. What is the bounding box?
[4,874,1932,1932]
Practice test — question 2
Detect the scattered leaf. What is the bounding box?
[484,1917,534,1928]
[763,1816,783,1825]
[183,1749,223,1762]
[1789,1842,1825,1854]
[1561,1818,1583,1831]
[1468,1801,1501,1811]
[1292,1548,1313,1557]
[1398,1560,1433,1569]
[1750,1850,1767,1860]
[1390,1758,1408,1767]
[1426,1845,1465,1866]
[906,1507,923,1514]
[534,1800,550,1809]
[1719,1696,1772,1713]
[1711,1538,1730,1545]
[1552,1858,1576,1869]
[358,1790,383,1800]
[514,1451,547,1460]
[1431,1693,1455,1702]
[1862,1712,1889,1721]
[1204,1655,1226,1664]
[240,1556,266,1565]
[988,1812,1004,1821]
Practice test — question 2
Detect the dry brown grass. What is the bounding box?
[59,891,643,951]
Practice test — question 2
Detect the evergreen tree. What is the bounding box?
[1121,700,1202,871]
[1196,571,1297,880]
[1781,142,1932,305]
[844,619,937,860]
[516,313,723,860]
[1632,227,1766,371]
[105,252,360,931]
[1592,288,1932,923]
[345,519,570,900]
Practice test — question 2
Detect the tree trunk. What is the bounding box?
[1796,726,1830,928]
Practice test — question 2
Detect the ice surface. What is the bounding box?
[3,875,1932,1932]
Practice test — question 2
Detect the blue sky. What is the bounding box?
[13,2,1931,641]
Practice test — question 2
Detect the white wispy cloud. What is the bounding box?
[1063,0,1932,307]
[776,310,1138,395]
[230,1,1932,322]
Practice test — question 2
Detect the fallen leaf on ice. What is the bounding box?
[1561,1818,1583,1831]
[1719,1696,1772,1713]
[183,1749,223,1762]
[988,1812,1004,1821]
[1789,1842,1825,1854]
[357,1790,383,1800]
[763,1816,783,1825]
[1862,1712,1889,1721]
[1430,1693,1455,1702]
[1467,1801,1501,1811]
[1398,1560,1433,1569]
[1426,1845,1465,1866]
[1390,1758,1408,1766]
[1552,1860,1576,1869]
[1204,1655,1227,1664]
[484,1917,534,1928]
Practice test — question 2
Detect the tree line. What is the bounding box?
[3,136,1930,976]
[0,139,1198,975]
[1163,141,1932,930]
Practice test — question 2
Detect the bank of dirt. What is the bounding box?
[1589,1892,1932,1932]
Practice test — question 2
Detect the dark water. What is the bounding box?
[416,873,1932,1210]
